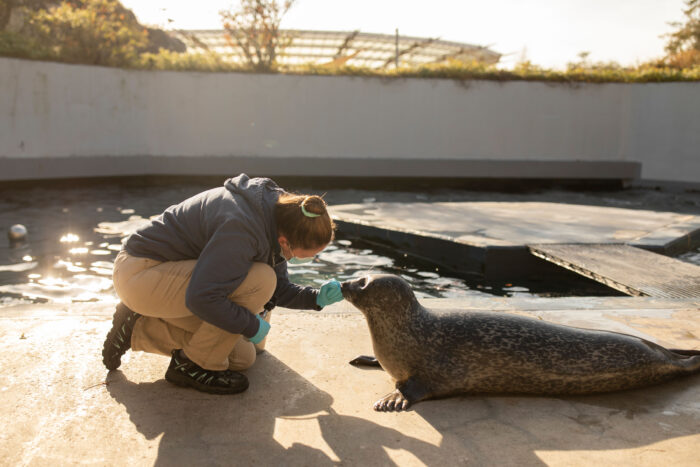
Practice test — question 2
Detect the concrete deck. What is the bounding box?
[330,201,700,280]
[1,297,699,466]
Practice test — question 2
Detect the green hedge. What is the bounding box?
[0,31,52,60]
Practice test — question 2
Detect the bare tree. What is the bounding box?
[663,0,700,67]
[220,0,296,71]
[665,0,700,55]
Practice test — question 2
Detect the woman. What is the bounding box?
[102,174,344,394]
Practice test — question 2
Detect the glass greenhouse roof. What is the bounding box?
[171,29,501,68]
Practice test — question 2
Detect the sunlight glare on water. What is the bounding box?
[0,206,484,307]
[59,233,80,243]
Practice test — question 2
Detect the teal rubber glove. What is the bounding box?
[247,314,270,344]
[316,279,343,308]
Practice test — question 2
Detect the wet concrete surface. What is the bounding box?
[1,297,698,466]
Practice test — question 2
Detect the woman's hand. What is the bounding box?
[316,279,343,308]
[247,314,271,344]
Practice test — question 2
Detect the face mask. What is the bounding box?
[288,256,314,264]
[281,240,315,264]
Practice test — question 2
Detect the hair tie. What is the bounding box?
[301,205,320,218]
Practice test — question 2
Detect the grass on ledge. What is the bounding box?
[286,62,700,83]
[3,40,699,83]
[102,51,700,83]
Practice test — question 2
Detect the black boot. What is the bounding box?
[102,302,141,371]
[165,350,249,395]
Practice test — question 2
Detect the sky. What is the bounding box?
[119,0,688,69]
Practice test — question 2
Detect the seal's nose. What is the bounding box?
[341,276,367,291]
[340,276,369,299]
[340,279,354,297]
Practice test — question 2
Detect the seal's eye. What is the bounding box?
[358,276,369,288]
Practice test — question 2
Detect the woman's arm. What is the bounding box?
[272,262,322,311]
[185,224,262,338]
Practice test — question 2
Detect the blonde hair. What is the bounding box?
[275,193,336,249]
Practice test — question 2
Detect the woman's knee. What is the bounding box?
[228,339,257,371]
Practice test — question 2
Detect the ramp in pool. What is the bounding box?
[528,243,700,299]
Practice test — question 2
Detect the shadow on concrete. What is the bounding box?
[410,373,700,466]
[106,347,700,465]
[106,353,443,465]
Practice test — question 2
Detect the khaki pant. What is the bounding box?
[112,250,275,371]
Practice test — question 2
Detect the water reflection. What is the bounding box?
[0,209,488,307]
[0,261,37,272]
[0,273,115,304]
[679,248,700,266]
[291,241,492,300]
[59,233,80,243]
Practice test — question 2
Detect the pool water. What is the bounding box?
[1,179,698,307]
[0,210,529,306]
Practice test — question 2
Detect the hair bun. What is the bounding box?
[302,195,327,216]
[275,191,336,248]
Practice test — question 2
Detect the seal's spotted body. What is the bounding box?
[342,275,700,411]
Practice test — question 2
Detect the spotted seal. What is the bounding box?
[341,274,700,412]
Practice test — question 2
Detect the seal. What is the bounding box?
[341,274,700,412]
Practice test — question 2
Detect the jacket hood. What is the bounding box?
[224,173,282,201]
[224,173,284,260]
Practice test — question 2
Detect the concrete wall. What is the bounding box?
[0,57,698,183]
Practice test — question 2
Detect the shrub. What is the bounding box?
[0,29,51,59]
[137,49,239,72]
[28,0,148,67]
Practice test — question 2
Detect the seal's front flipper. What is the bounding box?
[373,377,430,412]
[349,355,381,367]
[373,389,409,412]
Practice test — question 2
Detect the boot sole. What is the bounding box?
[102,304,134,371]
[165,368,249,395]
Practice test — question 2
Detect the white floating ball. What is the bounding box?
[8,224,28,242]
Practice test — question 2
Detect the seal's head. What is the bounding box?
[341,274,418,318]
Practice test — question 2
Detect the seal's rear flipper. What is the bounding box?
[669,349,700,357]
[349,355,381,367]
[373,377,430,412]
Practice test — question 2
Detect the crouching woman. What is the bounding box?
[102,174,343,394]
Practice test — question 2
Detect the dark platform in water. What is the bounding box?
[331,201,700,292]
